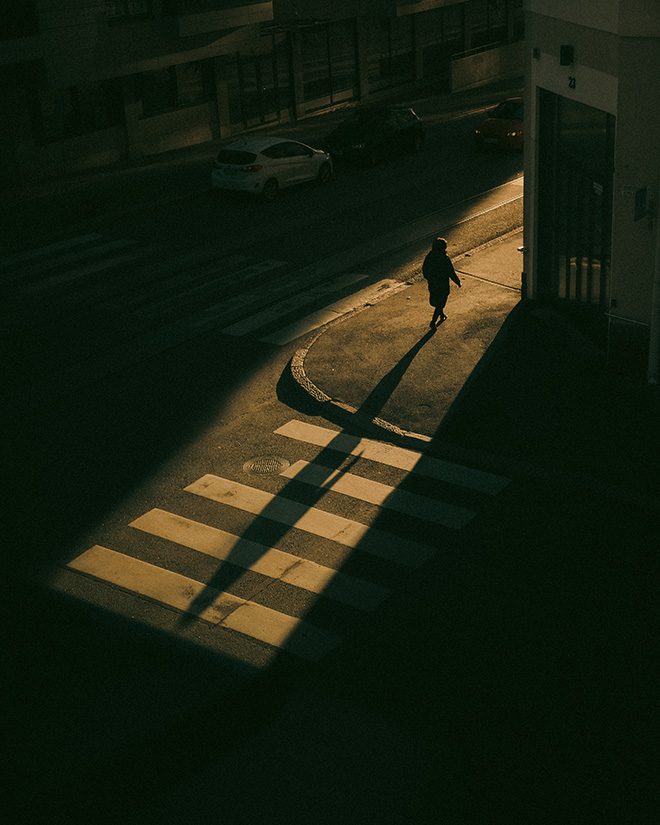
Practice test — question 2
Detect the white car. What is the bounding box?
[211,137,333,201]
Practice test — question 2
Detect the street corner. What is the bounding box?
[455,228,524,292]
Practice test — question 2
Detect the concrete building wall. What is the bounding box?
[1,0,522,186]
[451,40,524,91]
[523,0,660,375]
[610,36,660,325]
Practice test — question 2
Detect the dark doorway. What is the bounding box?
[537,91,615,311]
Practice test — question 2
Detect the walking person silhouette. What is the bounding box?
[422,237,461,328]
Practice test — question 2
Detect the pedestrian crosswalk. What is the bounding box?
[1,229,396,347]
[48,419,511,664]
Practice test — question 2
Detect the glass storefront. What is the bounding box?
[225,37,293,129]
[301,20,357,111]
[366,15,414,93]
[538,91,615,310]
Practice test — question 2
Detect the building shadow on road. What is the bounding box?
[176,327,439,629]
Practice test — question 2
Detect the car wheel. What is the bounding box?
[316,162,332,185]
[261,178,279,202]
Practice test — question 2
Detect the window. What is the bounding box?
[30,80,123,144]
[261,143,288,159]
[138,61,212,115]
[328,20,357,99]
[470,0,507,49]
[175,61,211,106]
[419,6,466,79]
[216,149,257,165]
[284,142,312,157]
[302,26,331,103]
[106,0,152,21]
[139,69,176,114]
[367,16,414,92]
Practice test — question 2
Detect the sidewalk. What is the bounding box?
[117,228,659,825]
[291,230,660,503]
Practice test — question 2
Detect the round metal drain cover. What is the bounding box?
[243,455,290,476]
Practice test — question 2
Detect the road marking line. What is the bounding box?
[65,545,339,661]
[22,244,163,293]
[131,508,390,610]
[106,251,250,310]
[136,259,288,318]
[219,272,368,336]
[0,233,103,275]
[281,459,476,528]
[259,279,396,345]
[3,239,136,284]
[274,420,510,494]
[185,474,436,567]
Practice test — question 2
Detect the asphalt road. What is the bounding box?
[3,86,657,825]
[8,87,624,825]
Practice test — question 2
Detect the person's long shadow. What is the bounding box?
[177,326,438,626]
[359,327,436,422]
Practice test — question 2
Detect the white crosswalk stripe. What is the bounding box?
[274,419,510,494]
[0,233,103,280]
[50,419,511,664]
[130,508,390,610]
[1,230,390,347]
[185,474,436,567]
[280,459,476,528]
[67,545,340,661]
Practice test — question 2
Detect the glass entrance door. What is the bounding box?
[538,92,615,310]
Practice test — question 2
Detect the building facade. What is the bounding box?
[0,0,523,187]
[522,0,660,379]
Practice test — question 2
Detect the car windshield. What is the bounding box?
[331,109,384,141]
[492,101,523,120]
[216,149,258,165]
[344,109,385,127]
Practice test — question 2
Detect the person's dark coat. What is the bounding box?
[422,239,461,308]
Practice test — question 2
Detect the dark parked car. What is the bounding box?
[324,106,425,165]
[474,97,524,151]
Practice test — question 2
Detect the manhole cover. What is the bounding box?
[243,456,290,476]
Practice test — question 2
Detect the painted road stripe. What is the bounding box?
[131,508,390,610]
[274,420,510,494]
[3,238,136,285]
[281,459,476,528]
[137,259,288,318]
[0,233,103,275]
[259,279,396,345]
[22,244,162,293]
[106,251,249,310]
[66,545,339,661]
[185,474,436,567]
[219,272,368,336]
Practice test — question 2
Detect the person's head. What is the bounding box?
[433,237,447,253]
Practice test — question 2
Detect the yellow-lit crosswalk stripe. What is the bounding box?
[131,508,390,610]
[185,474,436,567]
[280,459,476,528]
[274,419,510,494]
[66,545,339,661]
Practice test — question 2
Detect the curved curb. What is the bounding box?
[287,295,660,511]
[288,284,432,450]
